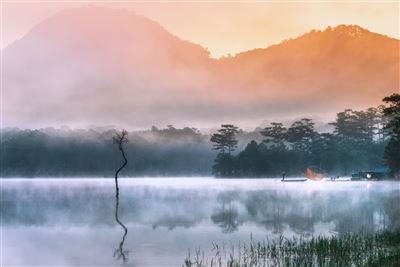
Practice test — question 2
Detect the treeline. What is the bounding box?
[210,94,400,178]
[1,94,398,178]
[1,126,215,177]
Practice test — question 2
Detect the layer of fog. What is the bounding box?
[3,178,399,266]
[3,178,399,232]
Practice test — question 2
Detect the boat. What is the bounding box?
[351,167,389,181]
[281,178,307,182]
[325,177,351,182]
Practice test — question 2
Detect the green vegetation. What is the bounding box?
[1,94,398,178]
[210,124,240,177]
[382,94,400,178]
[0,126,214,177]
[211,107,387,178]
[210,94,400,178]
[183,230,400,267]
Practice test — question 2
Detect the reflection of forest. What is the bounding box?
[244,190,400,235]
[3,184,400,235]
[211,192,241,233]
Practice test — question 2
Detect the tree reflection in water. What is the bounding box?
[211,192,241,233]
[2,180,399,241]
[113,130,130,263]
[113,184,129,263]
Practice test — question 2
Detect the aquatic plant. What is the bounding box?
[183,230,400,267]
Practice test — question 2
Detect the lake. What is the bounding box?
[2,178,400,266]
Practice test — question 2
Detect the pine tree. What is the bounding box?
[382,93,400,178]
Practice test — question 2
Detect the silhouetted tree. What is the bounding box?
[382,93,400,178]
[330,109,357,139]
[210,124,240,177]
[308,133,339,174]
[210,124,240,155]
[228,106,389,178]
[0,126,213,177]
[330,108,380,143]
[286,118,315,152]
[112,129,129,262]
[236,141,268,177]
[383,94,400,137]
[376,105,389,142]
[0,108,389,179]
[261,122,287,148]
[113,129,128,191]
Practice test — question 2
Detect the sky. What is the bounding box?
[2,1,399,58]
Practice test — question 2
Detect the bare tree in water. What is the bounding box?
[112,130,129,263]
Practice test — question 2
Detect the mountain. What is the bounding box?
[217,25,398,111]
[3,6,399,128]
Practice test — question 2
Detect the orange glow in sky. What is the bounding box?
[2,2,399,58]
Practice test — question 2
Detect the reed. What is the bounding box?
[183,230,400,267]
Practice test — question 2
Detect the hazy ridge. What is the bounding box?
[3,6,399,128]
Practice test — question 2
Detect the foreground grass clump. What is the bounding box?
[183,230,400,267]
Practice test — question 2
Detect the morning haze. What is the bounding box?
[3,6,399,129]
[2,3,400,266]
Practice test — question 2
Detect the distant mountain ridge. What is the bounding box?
[4,6,399,128]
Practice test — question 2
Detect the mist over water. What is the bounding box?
[2,178,400,266]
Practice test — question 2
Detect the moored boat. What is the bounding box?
[281,178,307,182]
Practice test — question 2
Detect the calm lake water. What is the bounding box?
[2,178,400,266]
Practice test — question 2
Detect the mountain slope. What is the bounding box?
[3,7,399,128]
[218,25,398,108]
[4,7,214,127]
